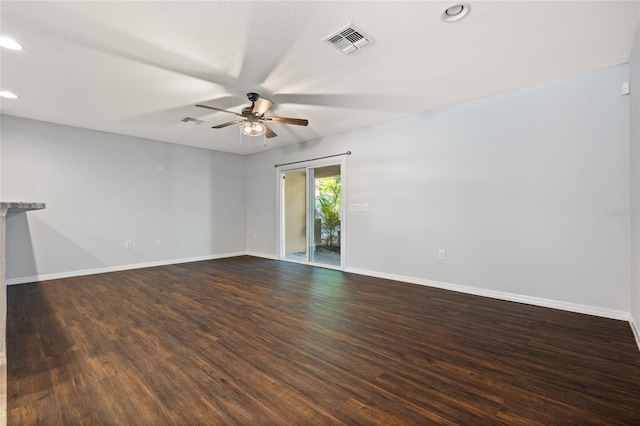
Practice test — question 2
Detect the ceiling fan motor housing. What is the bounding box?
[247,92,260,103]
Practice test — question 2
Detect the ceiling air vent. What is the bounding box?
[181,117,204,125]
[324,24,372,55]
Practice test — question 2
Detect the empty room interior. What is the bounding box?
[2,1,640,424]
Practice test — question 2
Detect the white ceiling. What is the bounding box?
[1,1,639,155]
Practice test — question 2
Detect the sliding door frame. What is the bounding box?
[276,156,347,270]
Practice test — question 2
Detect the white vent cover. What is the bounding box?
[324,24,372,55]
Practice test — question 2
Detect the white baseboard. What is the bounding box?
[630,316,640,352]
[6,251,247,285]
[0,350,5,426]
[345,266,630,321]
[245,251,279,260]
[5,252,633,325]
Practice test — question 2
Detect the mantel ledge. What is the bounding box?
[0,202,46,215]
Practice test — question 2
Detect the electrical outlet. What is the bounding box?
[438,250,446,260]
[125,240,132,249]
[156,239,162,246]
[362,203,369,212]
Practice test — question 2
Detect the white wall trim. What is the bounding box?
[630,316,640,352]
[7,251,634,327]
[0,350,5,426]
[345,266,630,321]
[6,252,247,285]
[245,251,279,261]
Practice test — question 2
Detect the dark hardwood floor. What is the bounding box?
[7,256,640,424]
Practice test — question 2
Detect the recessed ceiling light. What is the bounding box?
[0,37,23,50]
[442,4,470,22]
[0,91,18,99]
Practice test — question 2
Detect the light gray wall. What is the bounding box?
[1,115,246,280]
[1,65,633,317]
[630,27,640,332]
[247,65,631,313]
[0,117,2,201]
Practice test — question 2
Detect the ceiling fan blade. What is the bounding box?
[264,124,277,138]
[253,98,274,116]
[212,119,245,129]
[272,93,417,112]
[196,104,243,117]
[264,116,309,126]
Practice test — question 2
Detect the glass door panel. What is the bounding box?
[283,170,307,261]
[311,165,341,267]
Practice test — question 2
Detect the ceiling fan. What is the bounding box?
[196,92,309,138]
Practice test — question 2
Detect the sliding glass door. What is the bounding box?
[282,169,308,262]
[279,160,344,268]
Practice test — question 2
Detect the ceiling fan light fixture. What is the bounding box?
[240,121,266,137]
[195,92,305,140]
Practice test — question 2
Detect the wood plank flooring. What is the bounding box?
[7,256,640,424]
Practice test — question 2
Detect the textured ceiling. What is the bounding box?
[1,1,639,155]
